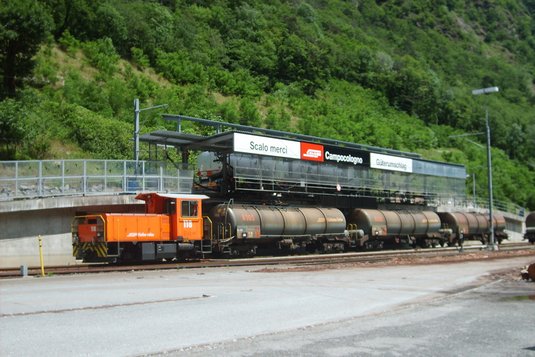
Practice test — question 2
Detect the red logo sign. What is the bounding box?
[300,142,324,162]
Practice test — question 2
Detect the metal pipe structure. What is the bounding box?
[134,99,140,163]
[472,173,476,207]
[133,99,168,163]
[472,86,499,251]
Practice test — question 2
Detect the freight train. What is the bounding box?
[72,192,508,263]
[525,212,535,244]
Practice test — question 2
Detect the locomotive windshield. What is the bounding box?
[182,200,199,217]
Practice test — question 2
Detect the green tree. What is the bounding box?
[0,99,24,158]
[115,2,174,61]
[82,37,120,75]
[93,2,127,48]
[42,0,101,40]
[276,34,330,94]
[239,99,261,127]
[0,0,53,97]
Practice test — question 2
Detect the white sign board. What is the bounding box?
[234,133,301,159]
[370,153,413,173]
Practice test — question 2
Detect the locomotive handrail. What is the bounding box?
[217,223,234,244]
[203,216,213,241]
[215,222,234,246]
[227,223,233,241]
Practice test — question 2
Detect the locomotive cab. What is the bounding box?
[72,193,209,263]
[136,193,207,243]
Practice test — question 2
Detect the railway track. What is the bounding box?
[1,242,534,279]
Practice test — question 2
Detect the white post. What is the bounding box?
[485,107,496,250]
[134,98,140,163]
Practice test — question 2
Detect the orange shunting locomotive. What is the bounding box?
[72,193,210,262]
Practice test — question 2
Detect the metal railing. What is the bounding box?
[0,160,194,201]
[233,162,465,204]
[436,195,526,218]
[1,159,525,218]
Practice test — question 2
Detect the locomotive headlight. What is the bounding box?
[242,232,248,239]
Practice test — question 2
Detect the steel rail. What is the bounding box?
[1,243,534,279]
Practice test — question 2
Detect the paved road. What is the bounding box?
[1,256,534,356]
[180,272,535,357]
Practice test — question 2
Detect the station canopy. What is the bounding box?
[140,114,466,180]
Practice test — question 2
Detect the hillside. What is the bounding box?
[0,0,534,209]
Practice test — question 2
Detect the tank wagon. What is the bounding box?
[209,204,347,256]
[525,212,535,244]
[437,211,507,244]
[72,192,509,263]
[348,209,442,248]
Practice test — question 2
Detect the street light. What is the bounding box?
[472,86,499,251]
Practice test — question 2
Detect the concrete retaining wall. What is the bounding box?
[0,234,75,268]
[0,195,143,268]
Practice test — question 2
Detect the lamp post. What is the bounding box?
[472,86,499,251]
[471,173,476,207]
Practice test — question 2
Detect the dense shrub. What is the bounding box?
[5,0,534,209]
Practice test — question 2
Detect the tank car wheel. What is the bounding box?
[413,238,427,249]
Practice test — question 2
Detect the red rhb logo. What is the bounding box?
[301,142,324,162]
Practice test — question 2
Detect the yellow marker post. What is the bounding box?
[38,235,45,277]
